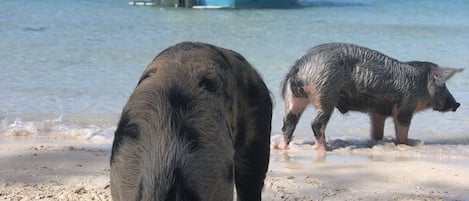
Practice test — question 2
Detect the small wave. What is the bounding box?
[24,26,48,32]
[0,117,115,143]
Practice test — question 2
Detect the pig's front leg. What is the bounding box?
[369,113,387,141]
[391,105,414,144]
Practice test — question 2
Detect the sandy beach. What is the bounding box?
[1,137,469,201]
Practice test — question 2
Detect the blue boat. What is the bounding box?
[129,0,298,8]
[192,0,298,8]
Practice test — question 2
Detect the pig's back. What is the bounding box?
[298,43,416,92]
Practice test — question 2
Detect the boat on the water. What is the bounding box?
[192,0,298,8]
[129,0,298,8]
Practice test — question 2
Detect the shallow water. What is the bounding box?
[1,0,468,149]
[269,135,469,168]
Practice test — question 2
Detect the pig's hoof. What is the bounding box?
[275,141,289,150]
[312,143,327,152]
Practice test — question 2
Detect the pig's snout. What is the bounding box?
[452,103,461,112]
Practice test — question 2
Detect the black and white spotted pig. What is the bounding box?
[279,43,463,152]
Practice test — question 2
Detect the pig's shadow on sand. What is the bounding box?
[289,137,424,151]
[274,137,469,163]
[327,138,423,150]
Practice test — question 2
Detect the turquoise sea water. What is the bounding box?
[1,0,468,145]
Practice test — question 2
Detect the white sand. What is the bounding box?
[1,138,469,201]
[0,141,111,201]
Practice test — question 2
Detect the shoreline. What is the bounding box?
[1,139,469,201]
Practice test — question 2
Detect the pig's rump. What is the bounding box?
[111,42,273,201]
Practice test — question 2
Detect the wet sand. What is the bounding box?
[1,138,469,201]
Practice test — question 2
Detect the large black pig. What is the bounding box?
[279,43,463,152]
[110,42,272,201]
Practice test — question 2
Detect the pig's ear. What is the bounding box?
[431,67,464,85]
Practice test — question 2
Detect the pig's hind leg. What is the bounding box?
[311,103,334,152]
[307,82,340,152]
[280,95,309,149]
